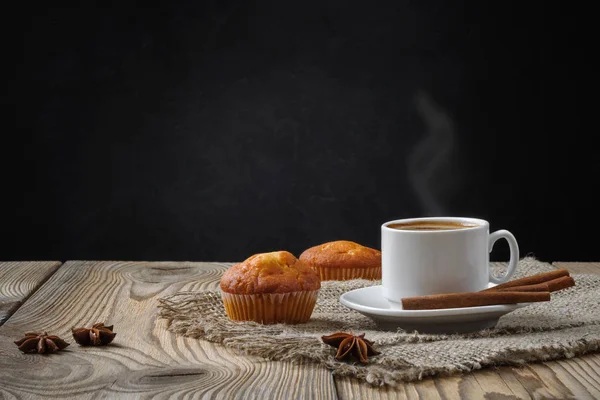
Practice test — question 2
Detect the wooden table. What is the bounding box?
[0,261,598,399]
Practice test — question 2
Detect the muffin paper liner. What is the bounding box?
[221,290,319,324]
[318,266,381,281]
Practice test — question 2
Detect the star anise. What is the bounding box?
[14,331,70,354]
[321,331,380,364]
[72,323,116,346]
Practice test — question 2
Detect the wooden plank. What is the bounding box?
[499,355,600,400]
[553,262,600,275]
[334,356,600,400]
[335,262,600,399]
[0,261,337,399]
[335,373,516,400]
[518,354,600,399]
[0,261,62,325]
[541,353,600,399]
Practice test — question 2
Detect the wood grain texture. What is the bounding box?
[334,262,600,399]
[0,261,598,399]
[0,261,336,399]
[0,261,62,326]
[333,354,600,400]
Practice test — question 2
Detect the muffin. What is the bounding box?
[299,240,381,281]
[220,251,321,324]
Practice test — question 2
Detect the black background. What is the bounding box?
[5,1,596,262]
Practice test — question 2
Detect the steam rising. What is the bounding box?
[407,91,455,216]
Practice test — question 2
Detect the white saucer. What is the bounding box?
[339,284,530,333]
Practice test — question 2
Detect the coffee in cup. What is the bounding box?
[387,220,477,231]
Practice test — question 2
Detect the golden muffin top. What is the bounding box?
[220,251,321,294]
[299,240,381,270]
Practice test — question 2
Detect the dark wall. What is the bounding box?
[5,1,596,262]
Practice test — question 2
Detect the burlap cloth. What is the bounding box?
[157,258,600,386]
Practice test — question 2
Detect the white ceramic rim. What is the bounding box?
[381,216,489,234]
[339,285,529,318]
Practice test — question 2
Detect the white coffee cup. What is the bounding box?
[381,217,519,307]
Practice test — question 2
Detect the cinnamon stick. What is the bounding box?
[497,282,549,292]
[496,276,575,293]
[543,275,575,292]
[481,268,570,292]
[401,291,550,310]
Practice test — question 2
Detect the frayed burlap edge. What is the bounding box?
[157,257,600,387]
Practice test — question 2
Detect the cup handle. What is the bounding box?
[488,229,519,284]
